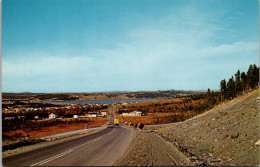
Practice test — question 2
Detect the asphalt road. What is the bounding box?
[3,104,130,166]
[3,126,133,166]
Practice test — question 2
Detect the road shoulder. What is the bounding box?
[114,129,194,166]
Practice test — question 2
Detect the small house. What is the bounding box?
[132,111,142,116]
[121,111,142,117]
[18,116,25,119]
[122,102,128,105]
[49,113,58,119]
[73,115,79,118]
[101,111,107,116]
[88,112,98,118]
[4,117,15,120]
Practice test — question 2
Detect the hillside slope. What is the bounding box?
[157,88,259,166]
[116,89,259,166]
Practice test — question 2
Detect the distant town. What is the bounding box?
[2,89,205,120]
[2,97,146,121]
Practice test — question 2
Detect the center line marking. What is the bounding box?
[30,129,114,166]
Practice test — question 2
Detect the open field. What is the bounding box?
[122,98,183,107]
[119,113,183,125]
[3,118,107,140]
[117,92,220,125]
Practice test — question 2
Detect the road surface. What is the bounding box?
[3,126,133,166]
[3,105,133,166]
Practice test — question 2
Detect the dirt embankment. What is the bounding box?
[116,88,259,166]
[114,130,194,166]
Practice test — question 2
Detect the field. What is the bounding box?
[3,118,107,139]
[119,113,180,125]
[117,94,219,125]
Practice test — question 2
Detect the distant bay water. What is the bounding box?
[46,99,158,105]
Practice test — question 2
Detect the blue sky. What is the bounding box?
[2,0,259,93]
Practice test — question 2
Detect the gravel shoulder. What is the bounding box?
[114,128,193,166]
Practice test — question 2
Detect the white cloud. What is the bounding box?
[200,41,259,56]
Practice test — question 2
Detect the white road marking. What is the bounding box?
[30,129,114,166]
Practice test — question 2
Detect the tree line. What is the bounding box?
[220,64,259,101]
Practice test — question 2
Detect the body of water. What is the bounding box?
[46,99,159,105]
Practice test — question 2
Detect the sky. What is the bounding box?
[2,0,259,93]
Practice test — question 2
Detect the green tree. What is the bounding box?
[252,64,259,87]
[207,88,211,97]
[220,79,227,101]
[247,64,254,89]
[241,72,247,92]
[226,76,235,99]
[235,70,242,95]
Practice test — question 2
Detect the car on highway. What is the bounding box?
[114,118,119,126]
[107,123,114,128]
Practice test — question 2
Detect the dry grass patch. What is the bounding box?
[3,117,107,139]
[119,113,179,125]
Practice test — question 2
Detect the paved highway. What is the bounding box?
[3,127,133,166]
[3,105,133,166]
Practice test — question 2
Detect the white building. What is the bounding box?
[49,113,58,119]
[121,111,142,117]
[122,102,128,105]
[133,111,142,116]
[101,111,107,116]
[73,115,79,118]
[88,112,98,118]
[18,116,25,119]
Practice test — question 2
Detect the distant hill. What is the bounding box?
[2,89,208,101]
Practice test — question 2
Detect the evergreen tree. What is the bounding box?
[226,76,235,99]
[207,88,211,97]
[246,64,254,89]
[257,67,260,86]
[241,72,247,92]
[252,64,259,87]
[220,79,226,101]
[235,70,242,95]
